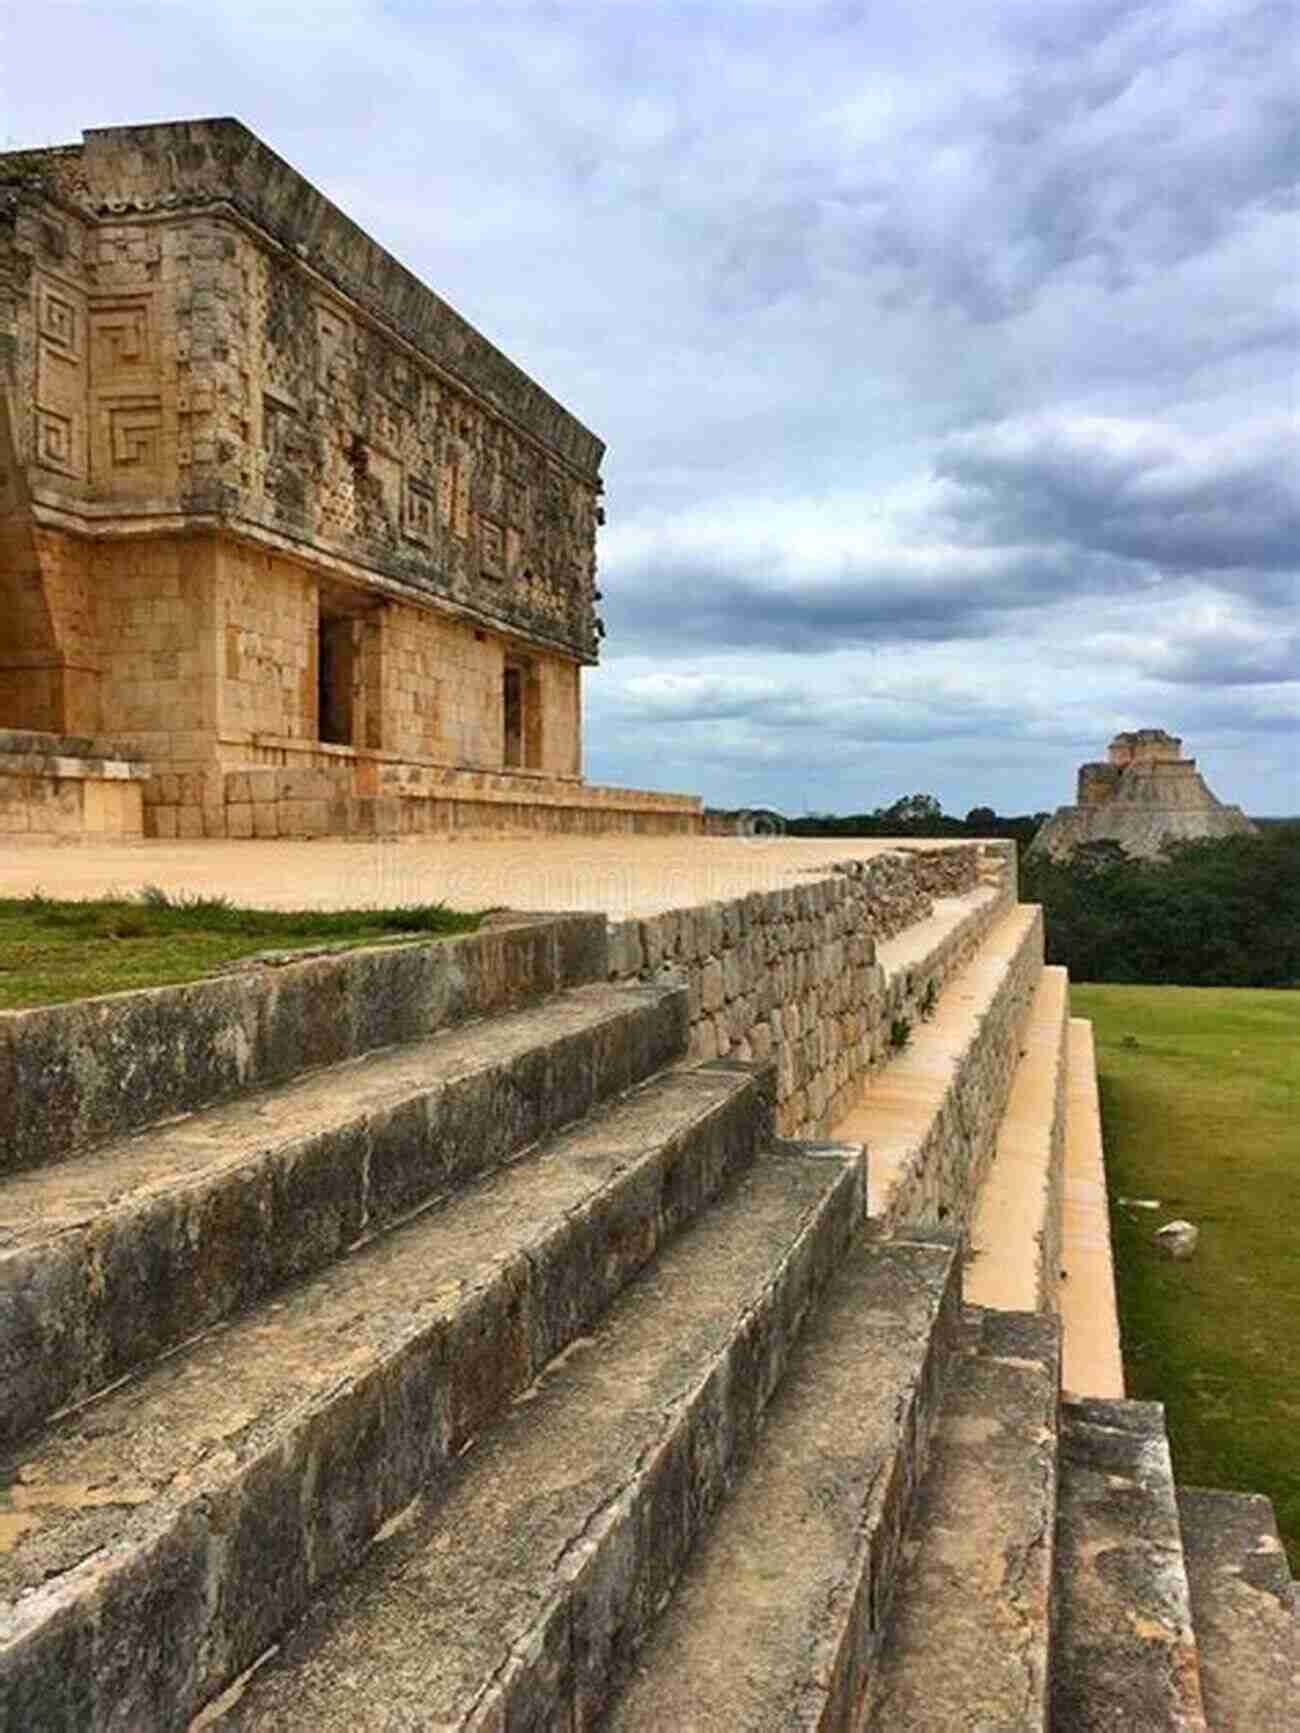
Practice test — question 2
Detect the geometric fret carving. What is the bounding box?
[108,400,163,468]
[404,476,434,546]
[39,285,78,354]
[90,298,155,392]
[34,275,87,481]
[88,293,161,490]
[37,409,78,474]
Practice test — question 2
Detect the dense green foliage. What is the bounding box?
[1074,983,1300,1571]
[1024,826,1300,987]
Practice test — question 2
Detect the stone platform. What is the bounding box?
[0,836,1292,1728]
[0,832,971,915]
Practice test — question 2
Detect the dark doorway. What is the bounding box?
[318,612,356,746]
[503,660,524,767]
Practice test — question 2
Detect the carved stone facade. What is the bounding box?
[1030,729,1255,860]
[0,119,699,838]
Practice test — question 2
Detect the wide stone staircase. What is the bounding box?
[0,875,1293,1729]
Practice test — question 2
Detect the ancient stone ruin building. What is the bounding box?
[1030,727,1255,860]
[0,118,700,840]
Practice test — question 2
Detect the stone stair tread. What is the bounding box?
[0,1062,767,1730]
[0,979,684,1447]
[602,1236,961,1731]
[0,980,676,1249]
[1059,1016,1124,1398]
[1053,1398,1207,1731]
[191,1142,864,1730]
[965,964,1069,1313]
[862,1307,1060,1731]
[835,902,1042,1227]
[1176,1486,1299,1730]
[873,879,1008,988]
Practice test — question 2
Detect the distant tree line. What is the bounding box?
[783,792,1047,855]
[780,796,1300,988]
[1022,827,1300,987]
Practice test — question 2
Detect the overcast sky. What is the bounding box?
[5,0,1297,815]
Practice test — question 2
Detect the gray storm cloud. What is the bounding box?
[5,0,1295,813]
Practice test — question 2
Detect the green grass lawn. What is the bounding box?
[0,890,482,1010]
[1072,983,1300,1572]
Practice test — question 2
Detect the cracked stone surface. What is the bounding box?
[193,1146,861,1728]
[1052,1399,1207,1731]
[1177,1487,1299,1730]
[0,1065,778,1729]
[0,981,686,1450]
[862,1306,1061,1730]
[604,1236,961,1730]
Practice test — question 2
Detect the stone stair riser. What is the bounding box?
[0,914,608,1177]
[874,907,1043,1232]
[812,1292,960,1730]
[878,876,1014,1029]
[1176,1487,1298,1729]
[0,1068,772,1732]
[1041,984,1069,1308]
[1053,1399,1208,1731]
[965,964,1070,1318]
[1059,1018,1124,1399]
[603,1240,963,1731]
[474,1153,866,1731]
[863,1307,1061,1730]
[0,989,690,1450]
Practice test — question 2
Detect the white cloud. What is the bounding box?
[3,0,1294,814]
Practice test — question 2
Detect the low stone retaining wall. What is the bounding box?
[0,912,607,1175]
[0,729,149,841]
[141,758,703,839]
[607,845,999,1137]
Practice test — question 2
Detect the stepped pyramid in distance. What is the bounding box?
[1,842,1294,1729]
[1031,729,1256,860]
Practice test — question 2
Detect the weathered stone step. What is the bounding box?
[0,1060,770,1732]
[862,1306,1060,1731]
[834,902,1043,1231]
[872,875,1014,1027]
[965,964,1069,1314]
[0,979,687,1450]
[192,1142,864,1731]
[1176,1486,1298,1729]
[602,1236,961,1730]
[1053,1399,1207,1730]
[1059,1016,1124,1397]
[1,911,608,1177]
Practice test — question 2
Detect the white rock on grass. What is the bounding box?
[1154,1219,1199,1260]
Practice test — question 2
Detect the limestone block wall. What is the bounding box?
[0,730,147,840]
[218,545,315,742]
[96,537,217,741]
[141,758,700,840]
[1,124,605,669]
[608,846,993,1138]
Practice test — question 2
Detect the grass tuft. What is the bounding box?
[0,892,483,1009]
